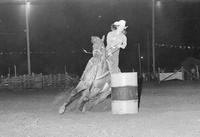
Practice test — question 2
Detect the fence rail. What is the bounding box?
[0,73,78,89]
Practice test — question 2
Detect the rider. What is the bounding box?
[106,20,128,73]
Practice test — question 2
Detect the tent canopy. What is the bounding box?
[0,0,199,4]
[181,57,200,70]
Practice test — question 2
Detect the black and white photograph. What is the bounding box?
[0,0,200,136]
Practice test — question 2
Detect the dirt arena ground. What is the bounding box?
[0,80,200,137]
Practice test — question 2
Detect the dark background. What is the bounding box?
[0,0,200,76]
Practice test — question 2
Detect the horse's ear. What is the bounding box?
[101,35,105,42]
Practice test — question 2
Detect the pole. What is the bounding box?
[196,65,199,80]
[8,67,10,77]
[152,0,156,76]
[64,65,67,74]
[147,32,151,80]
[138,43,141,77]
[14,65,17,77]
[25,1,31,75]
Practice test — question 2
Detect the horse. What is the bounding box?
[58,36,111,114]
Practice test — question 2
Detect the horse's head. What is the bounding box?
[91,36,105,58]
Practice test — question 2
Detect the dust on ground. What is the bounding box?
[0,80,200,137]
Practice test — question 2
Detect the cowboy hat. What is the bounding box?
[113,20,128,29]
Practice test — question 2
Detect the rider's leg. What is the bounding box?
[107,51,121,73]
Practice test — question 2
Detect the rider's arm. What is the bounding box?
[119,35,127,49]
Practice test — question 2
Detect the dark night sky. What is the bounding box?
[0,0,200,75]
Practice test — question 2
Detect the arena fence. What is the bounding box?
[0,73,78,89]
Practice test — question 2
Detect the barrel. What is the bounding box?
[111,72,138,114]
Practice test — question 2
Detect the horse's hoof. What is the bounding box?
[58,105,66,114]
[78,106,86,113]
[87,103,94,111]
[81,106,86,113]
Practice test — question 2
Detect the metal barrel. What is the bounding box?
[111,72,138,114]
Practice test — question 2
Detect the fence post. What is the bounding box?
[196,65,199,80]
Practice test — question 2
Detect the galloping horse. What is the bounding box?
[59,36,111,114]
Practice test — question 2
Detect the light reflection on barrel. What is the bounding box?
[111,72,138,114]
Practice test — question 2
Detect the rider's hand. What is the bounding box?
[107,48,112,56]
[108,52,112,56]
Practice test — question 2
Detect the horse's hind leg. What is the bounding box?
[58,89,82,114]
[77,89,90,112]
[78,100,88,112]
[88,83,111,111]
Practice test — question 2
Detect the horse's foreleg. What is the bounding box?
[59,81,88,114]
[59,89,82,114]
